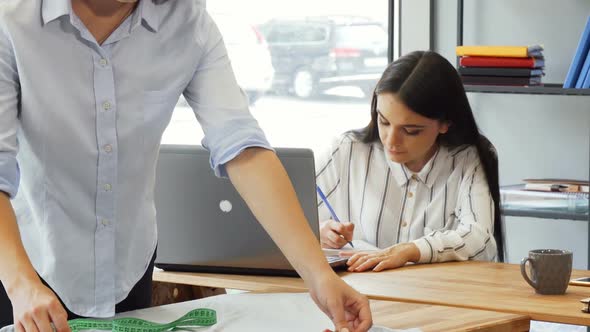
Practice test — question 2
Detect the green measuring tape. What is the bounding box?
[67,308,216,332]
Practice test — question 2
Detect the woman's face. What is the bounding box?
[377,92,449,172]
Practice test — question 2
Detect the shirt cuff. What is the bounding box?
[209,139,274,178]
[201,117,273,178]
[412,238,435,264]
[0,152,19,198]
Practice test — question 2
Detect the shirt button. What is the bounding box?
[99,58,108,67]
[104,183,112,191]
[104,144,113,153]
[408,192,414,198]
[102,102,112,111]
[402,221,408,227]
[411,174,418,181]
[101,219,110,227]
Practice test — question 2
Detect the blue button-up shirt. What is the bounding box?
[0,0,270,317]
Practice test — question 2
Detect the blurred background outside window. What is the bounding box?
[162,0,389,155]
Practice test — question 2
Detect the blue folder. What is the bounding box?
[564,16,590,88]
[582,63,590,88]
[575,49,590,88]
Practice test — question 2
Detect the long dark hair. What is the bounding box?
[356,50,503,262]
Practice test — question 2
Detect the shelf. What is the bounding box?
[455,0,590,267]
[502,208,589,221]
[464,83,590,96]
[500,184,589,221]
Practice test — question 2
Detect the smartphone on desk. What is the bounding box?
[570,277,590,286]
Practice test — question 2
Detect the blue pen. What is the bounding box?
[316,185,354,248]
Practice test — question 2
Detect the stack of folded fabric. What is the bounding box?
[456,45,545,86]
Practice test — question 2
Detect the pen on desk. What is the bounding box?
[316,185,354,248]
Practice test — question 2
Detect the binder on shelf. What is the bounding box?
[456,45,543,58]
[583,65,590,88]
[501,184,589,220]
[575,49,590,88]
[461,75,542,86]
[523,178,589,193]
[459,56,544,68]
[458,67,543,77]
[564,16,590,88]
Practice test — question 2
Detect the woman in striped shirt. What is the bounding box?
[316,51,502,272]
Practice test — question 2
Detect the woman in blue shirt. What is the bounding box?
[0,1,371,331]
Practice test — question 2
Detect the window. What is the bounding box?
[265,24,329,44]
[334,24,388,48]
[162,0,389,156]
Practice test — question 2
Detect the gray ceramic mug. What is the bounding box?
[520,249,573,295]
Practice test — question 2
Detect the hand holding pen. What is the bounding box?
[316,185,355,249]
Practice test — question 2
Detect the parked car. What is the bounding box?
[212,13,275,104]
[258,16,388,98]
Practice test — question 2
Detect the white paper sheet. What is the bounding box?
[1,293,422,332]
[115,292,418,332]
[323,240,380,256]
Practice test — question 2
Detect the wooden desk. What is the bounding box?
[152,272,529,332]
[152,284,531,332]
[154,269,305,293]
[370,300,529,332]
[343,261,590,326]
[154,261,590,325]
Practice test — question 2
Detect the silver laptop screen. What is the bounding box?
[154,145,320,272]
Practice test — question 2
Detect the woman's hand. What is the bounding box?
[341,243,420,272]
[320,220,354,249]
[308,271,372,332]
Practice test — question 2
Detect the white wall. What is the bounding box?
[400,0,430,54]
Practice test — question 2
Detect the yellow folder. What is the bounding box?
[456,45,542,58]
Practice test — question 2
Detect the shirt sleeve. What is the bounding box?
[0,23,20,198]
[315,136,348,223]
[182,10,272,178]
[413,153,497,263]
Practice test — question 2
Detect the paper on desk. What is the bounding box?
[0,292,414,332]
[371,327,422,332]
[0,323,412,332]
[0,293,421,332]
[323,239,380,256]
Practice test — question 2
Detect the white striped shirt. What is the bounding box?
[315,133,497,263]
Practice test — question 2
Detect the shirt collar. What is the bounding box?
[136,0,160,32]
[388,153,411,187]
[42,0,70,25]
[387,145,449,189]
[42,0,160,32]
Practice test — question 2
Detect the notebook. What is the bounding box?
[322,240,379,256]
[154,145,348,277]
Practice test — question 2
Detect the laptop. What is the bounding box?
[154,145,348,277]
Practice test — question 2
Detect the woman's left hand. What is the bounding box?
[341,243,420,272]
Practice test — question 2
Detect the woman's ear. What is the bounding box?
[439,121,451,134]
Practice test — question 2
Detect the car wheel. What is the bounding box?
[292,68,316,99]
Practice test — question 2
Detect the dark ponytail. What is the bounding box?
[356,51,504,262]
[474,136,503,262]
